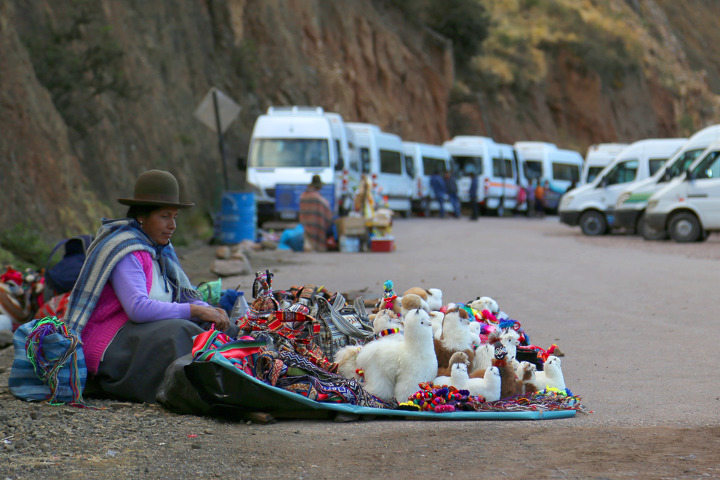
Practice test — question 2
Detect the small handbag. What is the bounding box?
[8,317,87,404]
[314,293,374,361]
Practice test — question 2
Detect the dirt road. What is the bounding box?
[2,216,720,479]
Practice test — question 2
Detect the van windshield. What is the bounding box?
[663,148,705,180]
[586,166,604,183]
[605,159,638,185]
[452,156,482,176]
[249,139,330,168]
[523,160,542,180]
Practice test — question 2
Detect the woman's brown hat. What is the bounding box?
[117,170,194,208]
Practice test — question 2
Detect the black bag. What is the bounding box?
[44,234,93,300]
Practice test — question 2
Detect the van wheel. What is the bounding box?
[637,212,668,240]
[668,212,702,243]
[580,211,607,236]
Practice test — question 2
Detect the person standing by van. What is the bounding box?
[299,175,334,252]
[430,169,447,218]
[444,170,461,218]
[534,179,545,217]
[525,180,536,217]
[468,167,479,220]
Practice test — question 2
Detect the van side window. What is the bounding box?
[452,156,482,176]
[552,163,580,182]
[360,147,371,174]
[335,140,343,164]
[648,158,667,176]
[492,158,505,177]
[692,151,720,179]
[380,149,402,174]
[423,156,446,176]
[504,159,515,179]
[605,159,638,185]
[405,155,415,178]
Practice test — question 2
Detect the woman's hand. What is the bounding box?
[190,305,231,331]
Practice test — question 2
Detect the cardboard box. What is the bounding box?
[337,216,367,236]
[370,237,395,252]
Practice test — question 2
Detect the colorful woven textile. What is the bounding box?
[192,328,264,376]
[254,350,395,409]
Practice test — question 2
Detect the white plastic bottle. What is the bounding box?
[230,291,249,322]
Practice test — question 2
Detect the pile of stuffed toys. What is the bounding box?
[332,280,569,407]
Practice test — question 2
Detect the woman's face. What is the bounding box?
[139,207,179,245]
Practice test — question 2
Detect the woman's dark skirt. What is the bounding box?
[88,319,204,404]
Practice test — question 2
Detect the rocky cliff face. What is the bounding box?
[1,0,719,243]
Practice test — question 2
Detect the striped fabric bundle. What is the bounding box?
[8,317,87,405]
[192,328,265,376]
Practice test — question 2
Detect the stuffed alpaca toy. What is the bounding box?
[434,351,470,384]
[352,309,438,402]
[470,327,519,372]
[371,309,403,336]
[433,306,476,371]
[469,296,499,315]
[534,356,566,391]
[401,287,443,312]
[450,363,502,402]
[430,311,444,340]
[400,293,428,317]
[515,361,540,394]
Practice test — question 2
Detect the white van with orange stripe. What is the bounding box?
[514,141,584,213]
[443,136,519,215]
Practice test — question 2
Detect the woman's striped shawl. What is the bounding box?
[66,218,199,334]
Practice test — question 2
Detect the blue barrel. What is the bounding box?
[217,192,256,244]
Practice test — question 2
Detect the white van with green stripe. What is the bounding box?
[614,124,720,239]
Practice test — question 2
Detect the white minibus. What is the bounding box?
[346,123,413,217]
[443,136,519,215]
[646,138,720,242]
[403,142,452,215]
[513,141,584,213]
[245,106,360,220]
[559,138,687,235]
[614,124,720,239]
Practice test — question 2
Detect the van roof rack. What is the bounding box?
[267,105,324,115]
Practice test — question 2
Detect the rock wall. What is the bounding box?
[0,0,452,239]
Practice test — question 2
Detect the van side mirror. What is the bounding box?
[685,168,694,181]
[237,156,247,171]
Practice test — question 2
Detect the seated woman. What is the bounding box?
[65,170,231,403]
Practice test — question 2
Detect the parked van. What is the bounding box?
[582,143,628,184]
[245,106,360,220]
[513,141,584,213]
[443,136,519,215]
[346,122,413,216]
[403,142,452,214]
[558,138,687,235]
[614,125,720,239]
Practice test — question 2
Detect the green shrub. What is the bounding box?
[0,222,53,270]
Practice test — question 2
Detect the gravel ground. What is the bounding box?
[2,215,720,479]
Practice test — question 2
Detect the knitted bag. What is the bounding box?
[8,317,87,404]
[314,293,374,362]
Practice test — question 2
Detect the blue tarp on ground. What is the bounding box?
[185,353,577,421]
